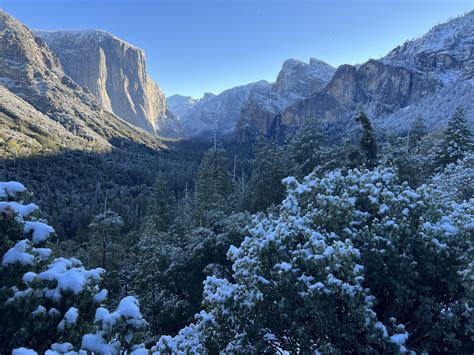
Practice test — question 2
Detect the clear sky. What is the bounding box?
[1,0,472,98]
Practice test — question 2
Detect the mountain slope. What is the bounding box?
[247,11,474,142]
[167,94,199,119]
[0,10,163,154]
[34,29,175,135]
[0,85,97,157]
[171,82,268,136]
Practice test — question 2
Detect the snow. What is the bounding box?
[390,332,409,345]
[24,221,55,244]
[64,307,79,324]
[58,307,79,330]
[34,29,142,52]
[0,181,26,198]
[93,289,108,303]
[2,240,34,266]
[82,333,117,355]
[13,349,38,355]
[38,258,104,299]
[383,11,474,74]
[0,201,38,218]
[32,305,46,316]
[34,247,52,260]
[117,296,142,319]
[49,343,74,353]
[276,262,292,271]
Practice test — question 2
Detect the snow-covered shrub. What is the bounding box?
[433,153,474,202]
[157,168,473,353]
[0,182,146,354]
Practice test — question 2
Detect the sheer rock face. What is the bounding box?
[236,58,336,142]
[0,10,163,153]
[273,58,336,99]
[34,29,174,135]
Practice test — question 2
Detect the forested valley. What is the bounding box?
[2,109,473,353]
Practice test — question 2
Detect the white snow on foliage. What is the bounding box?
[12,348,38,355]
[46,342,74,354]
[58,307,79,330]
[82,333,116,355]
[0,201,38,218]
[2,240,34,266]
[0,181,26,198]
[2,181,146,354]
[24,221,55,244]
[82,296,146,354]
[117,296,142,319]
[38,258,104,299]
[93,288,108,303]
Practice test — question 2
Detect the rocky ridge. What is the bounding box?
[241,11,474,142]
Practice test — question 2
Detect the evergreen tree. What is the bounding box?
[146,172,176,232]
[408,115,427,152]
[436,106,473,169]
[355,112,378,168]
[195,148,233,224]
[87,209,124,300]
[288,116,328,178]
[248,136,289,212]
[87,210,124,271]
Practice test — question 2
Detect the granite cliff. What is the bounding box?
[35,29,174,135]
[0,10,163,156]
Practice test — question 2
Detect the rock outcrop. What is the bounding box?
[0,10,163,154]
[237,58,336,141]
[34,29,174,135]
[237,11,474,142]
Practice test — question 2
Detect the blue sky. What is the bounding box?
[1,0,472,98]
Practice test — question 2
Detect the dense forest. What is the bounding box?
[1,108,473,353]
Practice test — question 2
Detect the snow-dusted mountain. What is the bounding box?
[237,11,474,142]
[34,29,175,135]
[169,81,268,136]
[237,58,336,141]
[167,94,199,120]
[273,58,336,99]
[169,58,335,137]
[382,12,474,83]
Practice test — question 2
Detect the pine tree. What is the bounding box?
[146,172,176,232]
[436,106,473,169]
[408,115,427,152]
[355,111,378,168]
[288,116,327,178]
[195,148,233,224]
[87,210,124,271]
[248,136,289,212]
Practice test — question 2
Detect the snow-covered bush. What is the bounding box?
[157,168,473,353]
[433,153,474,202]
[0,182,146,354]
